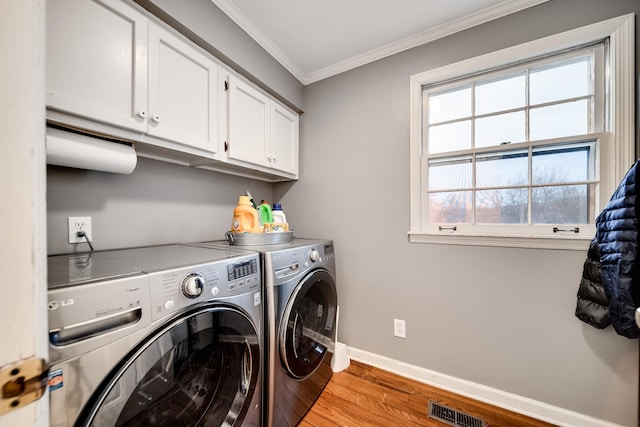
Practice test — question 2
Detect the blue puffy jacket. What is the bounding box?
[595,160,640,339]
[575,238,609,329]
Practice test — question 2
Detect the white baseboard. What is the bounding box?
[346,346,624,427]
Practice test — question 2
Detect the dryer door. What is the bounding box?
[79,304,261,427]
[279,269,337,379]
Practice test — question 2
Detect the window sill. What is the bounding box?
[408,231,592,250]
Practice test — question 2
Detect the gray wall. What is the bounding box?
[47,158,273,254]
[277,0,640,425]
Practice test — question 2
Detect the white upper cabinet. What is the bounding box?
[270,102,299,176]
[47,0,219,155]
[147,24,218,153]
[227,76,270,167]
[226,75,299,178]
[47,0,148,133]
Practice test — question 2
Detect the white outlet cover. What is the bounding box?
[394,318,406,338]
[68,216,92,244]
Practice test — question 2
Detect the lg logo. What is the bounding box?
[48,299,74,310]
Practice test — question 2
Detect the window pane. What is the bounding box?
[530,100,588,140]
[428,120,471,153]
[428,86,471,124]
[475,111,525,148]
[532,185,589,223]
[476,150,528,188]
[476,189,528,224]
[532,143,593,184]
[428,156,472,190]
[476,73,525,115]
[530,57,591,105]
[428,191,472,223]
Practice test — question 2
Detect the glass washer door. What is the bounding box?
[80,304,260,427]
[279,269,337,379]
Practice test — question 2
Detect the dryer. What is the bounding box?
[47,244,263,427]
[191,239,338,427]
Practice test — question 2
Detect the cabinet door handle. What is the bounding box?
[137,109,148,118]
[151,114,161,123]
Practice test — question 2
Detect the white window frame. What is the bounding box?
[409,14,635,250]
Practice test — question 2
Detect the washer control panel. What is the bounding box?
[148,253,261,321]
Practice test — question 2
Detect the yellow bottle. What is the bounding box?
[231,196,261,233]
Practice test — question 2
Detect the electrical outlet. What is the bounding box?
[68,217,92,244]
[394,318,406,338]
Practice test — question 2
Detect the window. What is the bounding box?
[426,48,601,226]
[409,15,635,250]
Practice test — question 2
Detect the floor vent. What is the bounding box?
[428,401,489,427]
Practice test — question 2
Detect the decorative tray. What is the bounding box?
[224,231,294,246]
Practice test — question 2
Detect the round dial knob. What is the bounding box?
[309,249,320,262]
[182,273,205,298]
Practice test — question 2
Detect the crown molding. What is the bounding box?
[211,0,551,85]
[210,0,306,82]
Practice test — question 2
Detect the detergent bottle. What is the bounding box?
[272,203,287,224]
[258,201,273,227]
[231,196,261,233]
[265,203,289,232]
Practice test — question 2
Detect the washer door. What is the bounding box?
[280,269,337,379]
[79,304,260,427]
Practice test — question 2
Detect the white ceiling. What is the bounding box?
[211,0,549,84]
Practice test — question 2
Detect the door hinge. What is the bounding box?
[224,141,229,152]
[224,80,229,91]
[0,357,48,416]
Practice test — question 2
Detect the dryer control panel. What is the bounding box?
[265,241,336,287]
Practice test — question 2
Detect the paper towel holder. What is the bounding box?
[46,125,137,175]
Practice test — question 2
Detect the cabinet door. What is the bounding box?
[270,102,299,176]
[46,0,148,132]
[148,24,219,154]
[227,76,270,167]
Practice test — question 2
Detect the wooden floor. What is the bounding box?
[299,360,557,427]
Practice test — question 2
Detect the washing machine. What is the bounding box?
[47,244,263,427]
[191,239,338,427]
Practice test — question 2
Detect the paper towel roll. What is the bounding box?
[46,128,137,174]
